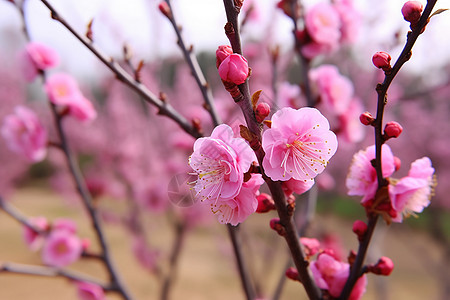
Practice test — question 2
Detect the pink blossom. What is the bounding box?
[334,0,361,44]
[20,42,59,82]
[300,237,321,256]
[310,65,354,115]
[311,252,367,299]
[1,105,47,162]
[216,45,233,68]
[132,237,159,272]
[211,173,264,225]
[23,216,49,251]
[346,145,396,203]
[305,3,341,48]
[282,178,315,196]
[44,73,97,122]
[301,41,337,60]
[41,230,82,267]
[390,157,435,222]
[76,282,105,300]
[262,107,338,182]
[189,124,256,203]
[134,181,168,213]
[53,218,77,234]
[218,53,249,85]
[277,81,302,109]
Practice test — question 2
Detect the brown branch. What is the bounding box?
[339,1,438,298]
[37,0,201,139]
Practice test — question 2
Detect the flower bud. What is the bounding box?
[256,193,276,213]
[255,102,271,123]
[368,256,394,276]
[285,267,300,281]
[158,1,172,19]
[394,156,402,172]
[218,53,249,85]
[359,111,374,126]
[372,51,391,71]
[270,218,285,236]
[401,1,423,25]
[384,121,403,139]
[352,220,368,241]
[300,237,320,257]
[216,45,233,68]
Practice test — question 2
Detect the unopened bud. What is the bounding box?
[256,193,276,213]
[270,218,285,236]
[300,237,320,257]
[277,0,299,19]
[218,53,249,85]
[359,111,375,126]
[81,238,91,251]
[372,51,392,71]
[384,121,403,139]
[285,267,300,281]
[255,102,271,123]
[158,1,172,19]
[216,45,233,68]
[352,220,368,241]
[394,156,401,172]
[401,1,423,25]
[368,256,394,276]
[348,250,357,265]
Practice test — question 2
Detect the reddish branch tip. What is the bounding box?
[256,193,276,213]
[402,1,423,25]
[368,256,394,276]
[352,220,368,241]
[158,1,172,19]
[254,102,270,123]
[372,51,392,71]
[269,218,286,236]
[285,267,300,282]
[384,121,403,139]
[394,156,402,172]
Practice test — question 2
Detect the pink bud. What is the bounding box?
[384,121,403,139]
[285,267,300,281]
[216,45,233,68]
[369,256,394,276]
[401,1,423,24]
[255,102,270,123]
[256,193,276,213]
[218,53,249,85]
[359,111,374,126]
[158,1,172,18]
[270,218,285,236]
[300,237,321,256]
[352,220,368,241]
[372,51,391,71]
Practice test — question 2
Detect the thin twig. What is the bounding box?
[163,0,221,126]
[38,0,201,139]
[339,1,438,298]
[0,262,111,291]
[0,196,44,235]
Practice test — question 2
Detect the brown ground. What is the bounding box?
[0,186,446,300]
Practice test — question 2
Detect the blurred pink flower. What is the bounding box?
[20,42,59,82]
[346,145,396,203]
[300,237,321,257]
[44,73,97,122]
[311,252,367,299]
[189,124,256,204]
[53,218,77,234]
[310,65,354,115]
[1,105,47,162]
[305,3,341,49]
[76,282,105,300]
[211,173,264,225]
[390,157,435,222]
[134,181,169,213]
[23,216,49,251]
[334,0,361,44]
[277,82,302,109]
[42,230,82,267]
[262,107,338,182]
[131,236,159,273]
[218,53,249,85]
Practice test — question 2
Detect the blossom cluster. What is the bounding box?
[189,107,338,225]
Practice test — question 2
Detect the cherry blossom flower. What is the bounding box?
[346,145,396,203]
[20,42,59,82]
[334,0,361,44]
[23,216,49,251]
[41,229,83,267]
[134,181,169,213]
[1,105,47,162]
[390,157,435,222]
[44,73,97,122]
[282,178,315,197]
[76,282,105,300]
[53,218,78,234]
[305,3,341,52]
[262,107,338,182]
[211,173,264,225]
[189,124,256,204]
[309,65,354,115]
[311,252,367,299]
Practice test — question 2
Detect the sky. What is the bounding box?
[0,0,449,81]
